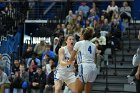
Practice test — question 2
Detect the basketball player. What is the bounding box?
[69,27,97,93]
[54,35,76,93]
[135,30,140,93]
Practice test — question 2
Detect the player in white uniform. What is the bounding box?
[54,35,76,93]
[69,27,97,93]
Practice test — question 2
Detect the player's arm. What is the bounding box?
[59,47,69,66]
[69,50,77,64]
[135,31,140,79]
[138,31,140,40]
[135,63,140,80]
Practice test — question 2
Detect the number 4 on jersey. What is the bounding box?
[88,46,92,54]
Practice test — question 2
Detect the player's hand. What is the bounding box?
[68,61,74,65]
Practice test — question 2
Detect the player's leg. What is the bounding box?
[75,78,84,93]
[84,63,97,93]
[65,72,76,93]
[84,82,92,93]
[67,82,75,93]
[54,80,63,93]
[63,85,73,93]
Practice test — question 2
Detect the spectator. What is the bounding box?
[111,12,120,22]
[100,18,111,37]
[28,60,37,70]
[99,15,105,27]
[91,32,106,46]
[78,1,90,18]
[22,44,33,59]
[66,24,74,35]
[107,0,118,13]
[42,57,56,76]
[110,18,122,50]
[90,2,99,15]
[42,54,50,67]
[106,0,118,22]
[0,66,10,93]
[77,10,84,20]
[120,1,131,22]
[91,32,106,53]
[93,40,103,69]
[85,19,91,27]
[65,10,73,24]
[88,9,100,22]
[61,24,67,37]
[88,9,100,28]
[51,37,61,55]
[111,18,121,39]
[30,66,46,93]
[12,59,20,74]
[94,19,101,33]
[28,59,38,82]
[69,14,77,27]
[27,52,41,67]
[42,44,56,60]
[44,64,56,93]
[11,63,29,93]
[34,40,47,59]
[54,24,64,38]
[73,23,81,42]
[77,15,85,27]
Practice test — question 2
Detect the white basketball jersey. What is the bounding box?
[74,40,96,64]
[57,46,74,72]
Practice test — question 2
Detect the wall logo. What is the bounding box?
[2,53,11,76]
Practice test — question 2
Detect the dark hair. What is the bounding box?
[29,59,38,66]
[48,57,55,62]
[81,27,94,40]
[20,63,25,67]
[51,64,56,70]
[15,58,19,61]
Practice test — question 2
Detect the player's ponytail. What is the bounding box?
[82,27,94,40]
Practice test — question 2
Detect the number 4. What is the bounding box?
[88,46,92,54]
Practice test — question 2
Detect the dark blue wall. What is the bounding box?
[132,0,140,20]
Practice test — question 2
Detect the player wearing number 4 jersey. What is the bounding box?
[69,27,97,93]
[54,35,76,93]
